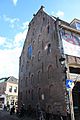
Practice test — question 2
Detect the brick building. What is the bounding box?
[18,6,80,120]
[0,76,18,109]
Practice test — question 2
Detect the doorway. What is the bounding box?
[72,82,80,119]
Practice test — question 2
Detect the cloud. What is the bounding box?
[12,0,18,6]
[14,29,27,47]
[0,47,21,78]
[13,21,29,47]
[0,36,6,45]
[21,21,29,30]
[3,15,20,28]
[51,10,64,18]
[0,21,28,78]
[56,11,64,18]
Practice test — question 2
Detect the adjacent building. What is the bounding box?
[0,76,18,108]
[18,6,80,120]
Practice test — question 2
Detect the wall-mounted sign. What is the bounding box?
[61,33,80,57]
[66,79,74,89]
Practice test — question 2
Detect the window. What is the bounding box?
[38,51,41,61]
[32,40,35,49]
[9,86,12,92]
[25,77,28,86]
[26,90,27,100]
[55,55,58,68]
[28,90,30,94]
[48,65,54,79]
[27,45,32,59]
[38,71,41,83]
[31,74,34,84]
[14,87,17,93]
[31,90,34,100]
[47,43,51,54]
[42,40,44,50]
[42,62,44,72]
[47,25,50,33]
[49,85,53,97]
[20,92,22,100]
[38,88,41,100]
[31,55,34,66]
[29,72,31,78]
[38,35,41,44]
[76,22,80,30]
[69,67,80,74]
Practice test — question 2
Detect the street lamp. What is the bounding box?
[59,56,65,65]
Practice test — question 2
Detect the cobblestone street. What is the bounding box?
[0,110,35,120]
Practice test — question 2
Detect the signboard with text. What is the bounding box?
[61,33,80,57]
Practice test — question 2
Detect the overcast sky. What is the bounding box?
[0,0,80,78]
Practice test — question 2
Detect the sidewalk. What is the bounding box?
[16,115,35,120]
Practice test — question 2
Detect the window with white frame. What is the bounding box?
[14,86,17,93]
[9,86,12,92]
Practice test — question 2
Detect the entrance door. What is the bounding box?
[72,82,80,119]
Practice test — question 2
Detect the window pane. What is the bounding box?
[28,45,32,59]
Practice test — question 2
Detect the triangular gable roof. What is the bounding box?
[0,76,18,84]
[70,18,80,25]
[7,76,18,84]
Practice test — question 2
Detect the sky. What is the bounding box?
[0,0,80,79]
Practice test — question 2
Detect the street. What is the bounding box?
[0,110,35,120]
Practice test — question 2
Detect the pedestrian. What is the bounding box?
[10,106,15,115]
[4,104,7,111]
[7,104,10,111]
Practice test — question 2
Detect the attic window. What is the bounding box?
[76,22,80,30]
[43,17,45,21]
